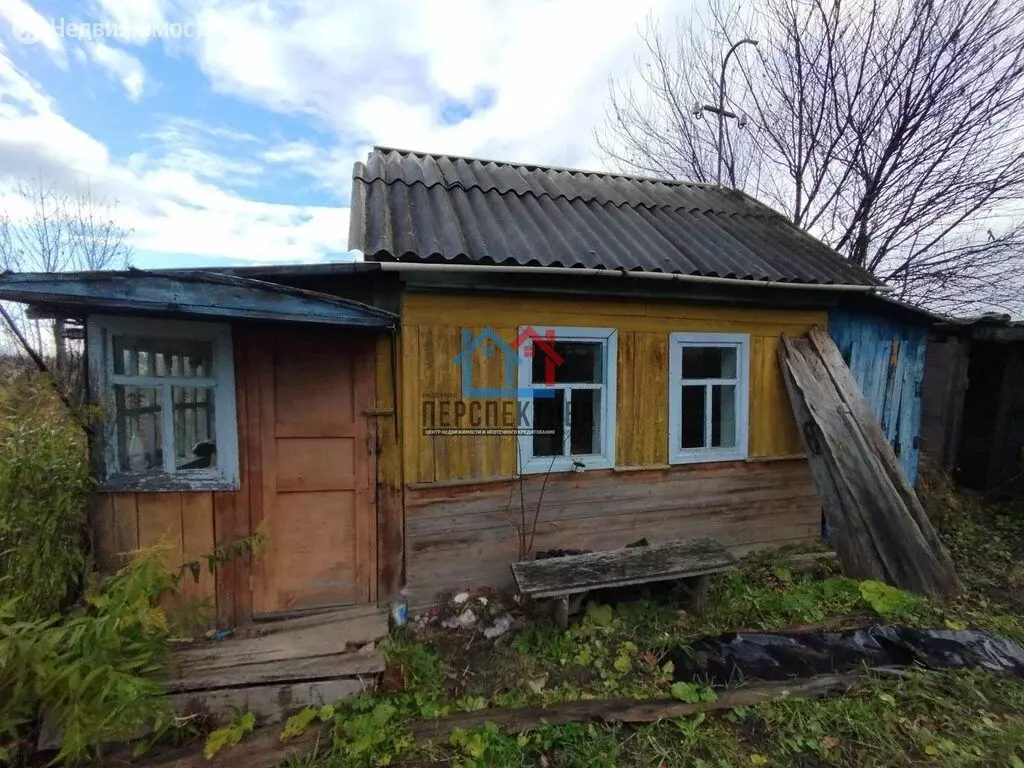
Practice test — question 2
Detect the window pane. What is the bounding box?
[114,336,214,378]
[569,389,601,455]
[531,390,565,457]
[173,386,218,470]
[680,385,706,449]
[711,384,737,448]
[681,346,736,379]
[115,385,163,472]
[532,340,603,384]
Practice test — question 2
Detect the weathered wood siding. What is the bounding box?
[827,311,928,485]
[88,325,388,626]
[404,458,820,606]
[401,293,824,483]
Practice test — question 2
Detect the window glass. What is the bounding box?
[711,384,737,448]
[172,386,217,470]
[531,390,565,457]
[113,336,214,377]
[681,346,736,379]
[533,340,603,384]
[95,318,237,487]
[115,385,163,472]
[569,389,601,455]
[680,385,706,449]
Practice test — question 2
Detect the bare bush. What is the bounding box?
[599,0,1024,314]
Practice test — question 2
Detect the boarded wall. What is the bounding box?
[88,325,393,626]
[401,293,825,484]
[827,311,928,485]
[88,329,256,628]
[399,292,826,605]
[404,457,820,606]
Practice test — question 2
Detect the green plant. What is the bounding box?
[859,580,923,618]
[451,722,526,767]
[204,710,255,759]
[670,681,718,703]
[0,373,92,618]
[281,704,335,742]
[0,548,177,763]
[328,696,415,767]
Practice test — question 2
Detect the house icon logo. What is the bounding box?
[456,326,564,398]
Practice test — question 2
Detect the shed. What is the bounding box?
[0,147,943,621]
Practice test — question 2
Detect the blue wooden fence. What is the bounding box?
[828,311,928,485]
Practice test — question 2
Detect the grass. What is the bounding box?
[285,464,1024,766]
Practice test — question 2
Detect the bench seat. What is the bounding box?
[511,538,737,627]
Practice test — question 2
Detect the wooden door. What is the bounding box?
[249,329,377,615]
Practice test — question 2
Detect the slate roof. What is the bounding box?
[349,147,880,287]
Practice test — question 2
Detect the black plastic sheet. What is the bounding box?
[670,628,1024,683]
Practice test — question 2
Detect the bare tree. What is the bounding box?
[0,177,133,388]
[598,0,1024,314]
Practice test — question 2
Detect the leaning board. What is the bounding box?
[511,538,737,598]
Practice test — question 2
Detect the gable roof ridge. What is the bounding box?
[371,145,714,189]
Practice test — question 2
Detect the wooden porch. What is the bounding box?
[164,605,388,723]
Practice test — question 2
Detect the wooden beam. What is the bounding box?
[136,674,855,768]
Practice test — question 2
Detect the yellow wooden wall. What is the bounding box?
[400,293,825,484]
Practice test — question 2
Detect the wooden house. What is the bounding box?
[0,147,940,623]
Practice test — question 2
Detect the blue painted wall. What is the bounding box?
[828,310,929,485]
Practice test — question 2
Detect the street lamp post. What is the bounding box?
[697,38,759,186]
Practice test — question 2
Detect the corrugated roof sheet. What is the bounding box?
[349,147,879,287]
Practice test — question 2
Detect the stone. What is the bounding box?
[482,615,512,639]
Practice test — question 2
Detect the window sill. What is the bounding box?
[519,456,615,475]
[669,452,749,466]
[99,472,240,493]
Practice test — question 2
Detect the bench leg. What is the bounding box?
[553,596,570,630]
[686,575,709,616]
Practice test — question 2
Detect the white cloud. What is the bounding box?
[0,0,690,268]
[87,42,146,99]
[0,0,64,61]
[185,0,679,170]
[0,49,348,263]
[261,139,354,198]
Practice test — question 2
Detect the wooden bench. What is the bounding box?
[511,538,737,628]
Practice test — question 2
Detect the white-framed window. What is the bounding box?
[87,316,240,490]
[516,326,617,474]
[668,333,750,465]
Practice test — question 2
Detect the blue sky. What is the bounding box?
[0,0,680,269]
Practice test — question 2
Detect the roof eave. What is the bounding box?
[0,270,397,330]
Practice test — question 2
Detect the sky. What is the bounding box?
[0,0,684,269]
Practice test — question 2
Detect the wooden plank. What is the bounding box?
[354,339,377,604]
[409,674,854,742]
[244,604,385,636]
[136,493,185,613]
[402,293,827,330]
[807,327,955,579]
[172,615,387,668]
[375,334,405,600]
[169,677,370,725]
[180,493,216,622]
[782,329,959,596]
[511,539,736,597]
[88,494,116,573]
[166,650,384,691]
[137,493,183,563]
[111,492,139,566]
[142,674,850,768]
[210,328,252,628]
